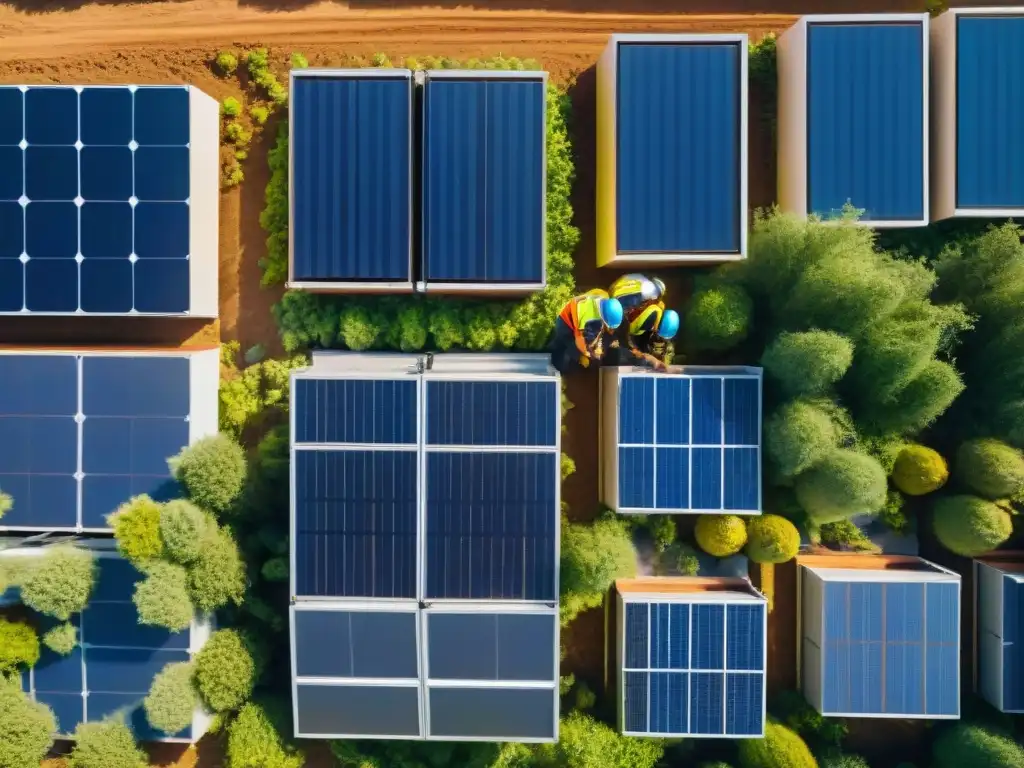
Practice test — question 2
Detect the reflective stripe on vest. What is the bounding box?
[629,303,663,336]
[559,290,608,331]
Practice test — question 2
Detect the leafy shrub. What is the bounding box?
[560,515,636,625]
[685,282,753,351]
[225,121,253,145]
[68,719,147,768]
[932,723,1024,768]
[892,444,949,496]
[133,560,194,632]
[109,495,165,564]
[291,51,309,69]
[765,400,841,478]
[19,546,97,621]
[261,557,288,582]
[794,450,887,523]
[227,700,305,768]
[215,51,238,75]
[195,630,259,713]
[956,438,1024,500]
[863,360,965,436]
[187,526,247,612]
[249,105,269,125]
[533,711,664,768]
[694,514,748,557]
[144,661,197,735]
[819,519,879,553]
[0,618,40,671]
[0,681,55,768]
[932,495,1013,557]
[0,489,10,520]
[645,515,676,553]
[738,720,818,768]
[170,434,247,517]
[878,490,911,534]
[219,355,307,439]
[221,97,242,117]
[159,500,212,565]
[223,159,244,188]
[260,123,289,287]
[771,689,846,750]
[761,331,853,397]
[745,515,800,564]
[818,753,869,768]
[41,622,77,656]
[675,544,701,576]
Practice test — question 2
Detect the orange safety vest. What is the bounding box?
[559,289,608,332]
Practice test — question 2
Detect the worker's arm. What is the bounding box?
[625,331,665,370]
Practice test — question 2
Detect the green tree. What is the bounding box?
[932,723,1024,768]
[187,525,247,613]
[761,331,853,397]
[818,754,869,768]
[745,515,800,564]
[19,546,97,621]
[560,515,636,625]
[0,680,55,768]
[0,618,40,671]
[144,661,198,734]
[765,400,843,478]
[956,438,1024,500]
[170,434,247,517]
[694,514,748,557]
[215,51,238,75]
[338,303,384,350]
[221,96,242,117]
[109,495,165,564]
[685,281,753,351]
[892,444,949,496]
[41,622,77,656]
[794,450,887,523]
[932,496,1013,557]
[133,560,194,632]
[159,500,213,565]
[68,719,147,768]
[227,700,305,768]
[195,630,260,713]
[737,720,818,768]
[533,711,664,768]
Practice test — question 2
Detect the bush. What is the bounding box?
[0,681,55,768]
[68,719,147,768]
[223,159,244,188]
[932,723,1024,768]
[221,97,242,117]
[170,434,247,516]
[0,489,10,520]
[187,526,247,612]
[133,560,194,632]
[159,500,212,565]
[694,514,748,557]
[227,701,305,768]
[291,51,309,69]
[216,51,238,75]
[956,438,1024,500]
[770,689,847,750]
[338,303,384,350]
[109,495,165,565]
[932,495,1013,557]
[745,515,800,564]
[560,516,636,625]
[685,282,752,351]
[878,489,911,534]
[225,121,253,145]
[646,515,676,553]
[249,105,269,125]
[41,622,77,656]
[533,711,664,768]
[261,557,288,582]
[738,720,818,768]
[144,661,197,735]
[765,400,841,478]
[761,331,854,397]
[19,546,97,621]
[819,753,869,768]
[892,444,949,496]
[0,618,40,671]
[794,450,888,523]
[819,519,879,553]
[195,630,259,713]
[863,360,965,436]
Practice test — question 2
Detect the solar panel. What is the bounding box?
[614,371,761,513]
[22,555,198,741]
[293,609,418,679]
[296,683,421,738]
[622,600,766,736]
[426,381,557,447]
[0,350,216,532]
[820,580,959,716]
[0,85,216,316]
[428,687,555,740]
[421,73,546,289]
[426,612,556,681]
[294,379,418,445]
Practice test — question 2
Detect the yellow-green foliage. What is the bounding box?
[42,622,77,656]
[133,560,193,632]
[144,661,198,735]
[219,354,308,439]
[186,526,246,613]
[685,281,753,352]
[0,682,55,768]
[932,495,1013,557]
[169,434,247,517]
[227,701,305,768]
[694,514,748,557]
[0,488,11,520]
[892,444,949,496]
[738,720,818,768]
[195,630,260,713]
[109,495,166,565]
[215,51,238,75]
[221,97,242,117]
[19,546,97,621]
[956,438,1024,500]
[933,723,1024,768]
[249,105,269,125]
[794,450,888,523]
[68,719,147,768]
[0,618,40,671]
[225,121,253,145]
[560,515,636,626]
[745,515,800,564]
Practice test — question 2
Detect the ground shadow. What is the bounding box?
[1,0,189,12]
[0,317,217,349]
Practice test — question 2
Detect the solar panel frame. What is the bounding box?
[619,595,767,738]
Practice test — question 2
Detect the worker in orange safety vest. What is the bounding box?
[551,289,624,373]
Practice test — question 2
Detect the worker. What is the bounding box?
[551,289,624,373]
[611,303,680,371]
[609,274,667,315]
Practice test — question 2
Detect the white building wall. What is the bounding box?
[187,86,220,318]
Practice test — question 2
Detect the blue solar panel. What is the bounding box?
[622,599,765,735]
[426,381,557,446]
[1003,577,1024,711]
[821,579,959,716]
[291,75,412,283]
[425,451,557,600]
[422,75,546,285]
[294,449,418,599]
[616,373,761,512]
[294,379,418,445]
[0,85,194,314]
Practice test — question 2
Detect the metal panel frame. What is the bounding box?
[0,537,213,743]
[974,559,1024,713]
[616,582,768,738]
[0,346,220,534]
[930,7,1024,221]
[286,69,416,293]
[777,14,930,228]
[0,84,216,317]
[596,33,749,267]
[418,70,548,295]
[601,366,763,515]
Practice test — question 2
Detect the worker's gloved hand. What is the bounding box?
[579,355,591,368]
[609,340,620,349]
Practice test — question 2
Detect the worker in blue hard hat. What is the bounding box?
[610,273,667,315]
[551,289,624,373]
[610,302,681,371]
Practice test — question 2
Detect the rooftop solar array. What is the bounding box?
[602,368,762,514]
[0,348,220,532]
[421,72,547,291]
[290,353,560,742]
[621,599,767,737]
[0,85,219,316]
[11,551,211,742]
[289,71,414,290]
[972,561,1023,713]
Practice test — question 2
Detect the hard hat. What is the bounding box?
[658,309,680,340]
[652,277,667,298]
[600,298,624,329]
